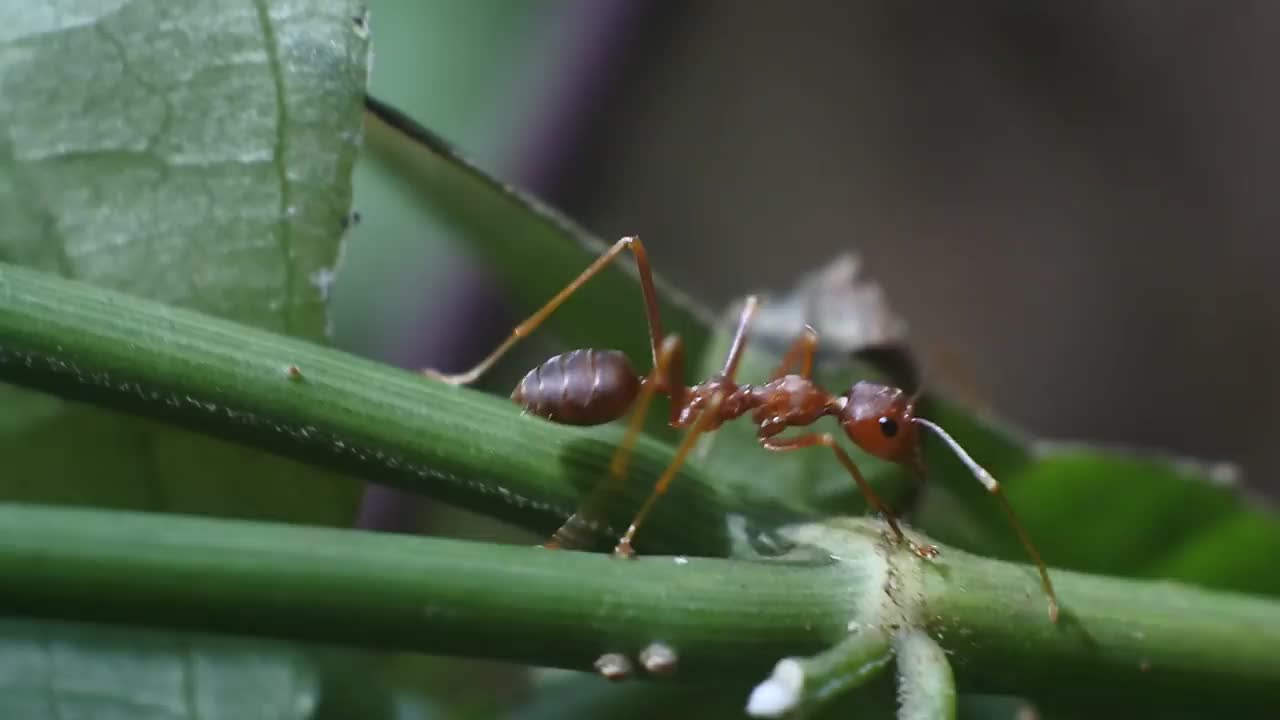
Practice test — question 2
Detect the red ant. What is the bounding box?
[423,236,1059,623]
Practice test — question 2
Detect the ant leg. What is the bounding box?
[615,391,724,557]
[683,298,752,464]
[719,296,760,381]
[760,433,938,558]
[545,335,684,550]
[423,236,667,385]
[769,325,819,380]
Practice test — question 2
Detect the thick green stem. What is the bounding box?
[784,519,1280,714]
[0,504,1274,712]
[923,540,1280,711]
[0,505,851,675]
[0,262,778,556]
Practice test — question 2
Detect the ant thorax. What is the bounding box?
[748,374,834,436]
[675,375,747,429]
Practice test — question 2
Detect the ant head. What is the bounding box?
[838,380,923,469]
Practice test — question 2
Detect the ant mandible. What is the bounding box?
[423,236,1059,623]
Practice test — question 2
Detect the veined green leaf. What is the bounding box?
[0,620,317,720]
[0,0,369,524]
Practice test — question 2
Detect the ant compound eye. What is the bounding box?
[878,416,899,438]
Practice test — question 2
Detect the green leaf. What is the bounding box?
[362,99,717,378]
[913,411,1280,597]
[0,620,317,720]
[510,676,766,720]
[0,0,369,524]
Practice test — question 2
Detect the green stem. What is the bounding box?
[0,504,1276,712]
[0,505,851,675]
[0,262,776,556]
[785,519,1280,714]
[923,540,1280,711]
[746,626,893,718]
[894,629,956,720]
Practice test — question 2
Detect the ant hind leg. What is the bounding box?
[544,335,685,551]
[614,391,724,557]
[423,236,668,386]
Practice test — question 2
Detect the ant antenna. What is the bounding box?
[913,417,1060,623]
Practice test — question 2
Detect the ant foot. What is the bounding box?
[541,539,562,550]
[911,542,940,559]
[613,539,636,558]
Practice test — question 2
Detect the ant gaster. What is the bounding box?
[423,236,1059,623]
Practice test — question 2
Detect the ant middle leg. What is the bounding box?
[423,236,667,385]
[610,298,756,551]
[718,295,760,382]
[615,391,725,557]
[769,325,819,380]
[760,433,938,558]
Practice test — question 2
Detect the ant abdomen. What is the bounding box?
[511,349,640,426]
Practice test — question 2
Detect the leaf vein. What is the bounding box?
[252,0,295,334]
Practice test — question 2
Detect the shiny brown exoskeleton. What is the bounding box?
[511,349,641,426]
[424,236,1059,623]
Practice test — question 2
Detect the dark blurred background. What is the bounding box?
[338,1,1280,504]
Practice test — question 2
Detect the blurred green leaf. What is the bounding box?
[508,672,899,720]
[915,430,1280,596]
[0,620,317,720]
[507,676,759,720]
[333,0,551,360]
[363,101,716,382]
[0,0,368,524]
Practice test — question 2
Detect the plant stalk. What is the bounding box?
[924,540,1280,711]
[0,262,772,556]
[0,505,1274,711]
[0,505,851,675]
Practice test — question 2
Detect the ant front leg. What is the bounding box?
[422,236,667,385]
[759,432,938,559]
